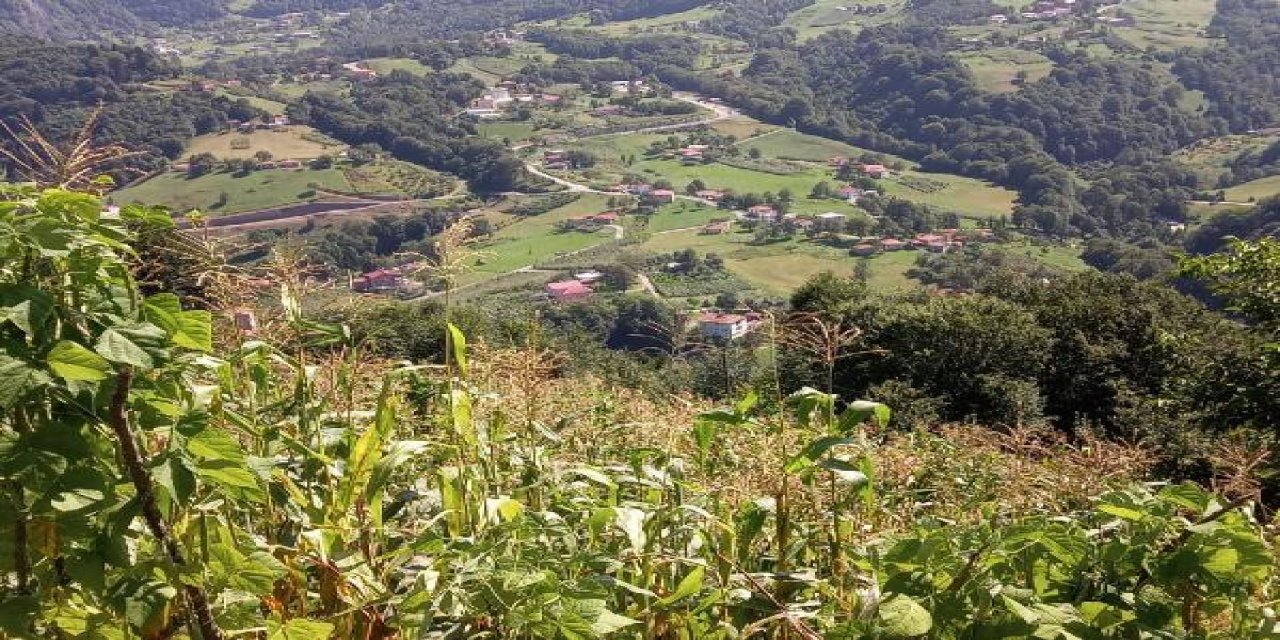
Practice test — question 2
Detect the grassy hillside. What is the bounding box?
[112,167,352,215]
[184,126,348,161]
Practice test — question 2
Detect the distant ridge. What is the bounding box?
[0,0,225,39]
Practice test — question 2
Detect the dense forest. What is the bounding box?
[290,72,529,191]
[0,38,262,177]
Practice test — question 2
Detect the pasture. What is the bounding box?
[640,226,920,294]
[1112,0,1217,50]
[111,167,352,215]
[784,0,907,40]
[957,48,1055,93]
[364,57,434,75]
[1224,175,1280,203]
[464,194,618,278]
[183,126,347,161]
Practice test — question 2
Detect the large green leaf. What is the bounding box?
[144,294,212,352]
[47,340,112,381]
[0,355,50,408]
[0,285,54,338]
[879,595,933,638]
[95,325,166,370]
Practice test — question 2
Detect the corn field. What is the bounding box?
[0,186,1277,639]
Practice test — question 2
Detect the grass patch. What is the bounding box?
[365,57,434,75]
[1173,134,1277,186]
[343,160,455,198]
[784,0,907,40]
[183,126,346,161]
[464,193,617,277]
[1113,0,1217,50]
[112,168,352,215]
[1224,175,1280,202]
[709,116,780,140]
[477,121,541,142]
[957,48,1055,93]
[738,129,872,162]
[645,201,732,232]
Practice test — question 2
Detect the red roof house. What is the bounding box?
[546,280,594,301]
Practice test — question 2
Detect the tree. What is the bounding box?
[1181,237,1280,332]
[187,152,218,177]
[686,179,707,195]
[810,181,833,199]
[790,271,866,317]
[311,155,335,169]
[254,149,274,163]
[748,147,762,160]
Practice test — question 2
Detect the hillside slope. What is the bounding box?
[0,0,224,38]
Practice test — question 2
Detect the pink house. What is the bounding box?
[546,280,593,301]
[650,189,676,203]
[747,204,778,220]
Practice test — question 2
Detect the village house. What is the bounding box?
[546,280,593,302]
[696,190,726,202]
[989,13,1009,23]
[747,204,779,221]
[838,186,865,200]
[697,312,757,341]
[815,212,847,232]
[650,189,677,204]
[851,243,878,257]
[353,268,410,294]
[566,212,620,231]
[828,156,851,167]
[880,238,908,251]
[860,164,889,178]
[622,183,653,196]
[278,159,303,169]
[701,221,732,235]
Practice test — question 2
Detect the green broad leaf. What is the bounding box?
[447,322,468,379]
[0,285,54,338]
[267,618,335,640]
[734,390,759,415]
[879,595,933,638]
[187,428,248,465]
[1097,503,1147,522]
[40,190,102,223]
[656,566,705,607]
[95,326,162,370]
[591,609,642,635]
[198,465,265,502]
[1001,595,1041,625]
[47,340,112,381]
[153,454,198,506]
[145,294,213,352]
[1159,483,1211,513]
[51,487,105,512]
[107,577,177,633]
[0,355,50,408]
[1200,547,1241,579]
